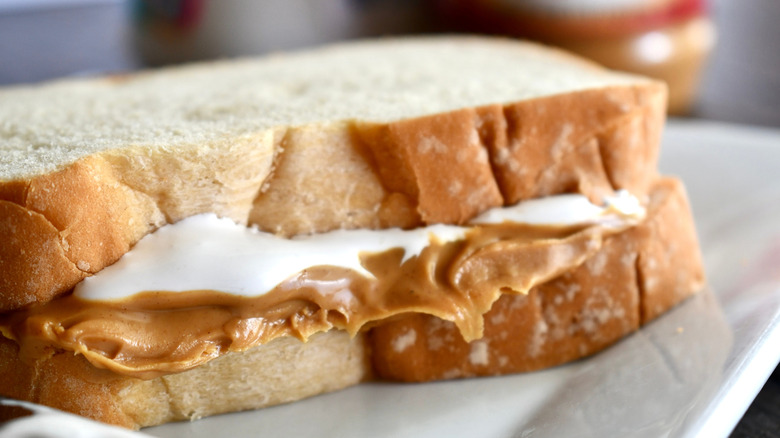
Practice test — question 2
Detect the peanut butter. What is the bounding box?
[0,222,621,380]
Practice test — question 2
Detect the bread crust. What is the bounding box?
[634,179,704,323]
[369,178,703,381]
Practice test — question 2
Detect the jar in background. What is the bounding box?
[435,0,716,115]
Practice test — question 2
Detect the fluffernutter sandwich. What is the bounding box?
[0,37,704,428]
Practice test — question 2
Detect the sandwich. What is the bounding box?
[0,36,704,429]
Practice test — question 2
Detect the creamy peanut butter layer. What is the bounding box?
[2,222,621,379]
[0,192,644,379]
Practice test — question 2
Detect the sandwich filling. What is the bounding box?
[0,192,645,379]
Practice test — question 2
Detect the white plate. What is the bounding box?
[4,120,780,438]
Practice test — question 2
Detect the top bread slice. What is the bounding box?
[0,36,666,311]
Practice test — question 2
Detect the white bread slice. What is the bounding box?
[0,177,702,429]
[0,36,665,311]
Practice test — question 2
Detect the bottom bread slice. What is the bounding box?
[370,177,704,381]
[0,178,703,429]
[0,331,369,429]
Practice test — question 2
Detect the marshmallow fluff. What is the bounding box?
[74,192,644,301]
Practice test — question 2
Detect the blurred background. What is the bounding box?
[0,0,779,126]
[0,1,777,436]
